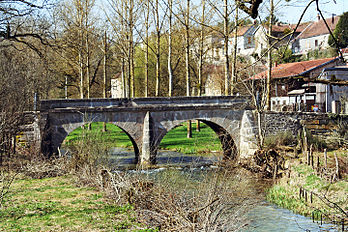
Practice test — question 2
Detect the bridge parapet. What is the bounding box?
[40,96,252,111]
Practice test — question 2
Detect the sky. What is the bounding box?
[275,0,348,24]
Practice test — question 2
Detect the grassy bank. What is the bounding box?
[267,150,347,223]
[0,175,152,231]
[64,122,222,155]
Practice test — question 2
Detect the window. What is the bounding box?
[315,40,318,47]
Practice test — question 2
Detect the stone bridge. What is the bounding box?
[36,96,258,166]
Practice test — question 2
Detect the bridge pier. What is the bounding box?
[239,110,258,159]
[140,111,156,167]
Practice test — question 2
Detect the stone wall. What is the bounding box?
[17,112,41,148]
[261,111,348,141]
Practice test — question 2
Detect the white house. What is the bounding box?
[316,66,348,113]
[111,78,123,98]
[228,25,258,56]
[292,15,339,54]
[253,22,310,56]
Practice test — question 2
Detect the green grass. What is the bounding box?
[65,123,133,148]
[0,175,153,231]
[267,159,348,218]
[65,122,222,155]
[159,122,221,155]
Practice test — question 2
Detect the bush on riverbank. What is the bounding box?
[98,166,263,231]
[267,151,348,226]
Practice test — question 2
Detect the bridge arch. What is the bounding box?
[44,121,140,162]
[153,118,238,161]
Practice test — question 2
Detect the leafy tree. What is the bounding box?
[272,46,299,64]
[329,12,348,49]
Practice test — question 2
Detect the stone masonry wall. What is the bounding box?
[261,111,348,140]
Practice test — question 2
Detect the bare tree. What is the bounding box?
[144,0,150,97]
[168,0,174,97]
[266,0,274,110]
[231,1,239,95]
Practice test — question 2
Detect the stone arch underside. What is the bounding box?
[41,112,142,161]
[200,120,238,159]
[150,109,244,162]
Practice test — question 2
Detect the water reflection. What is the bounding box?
[108,147,221,169]
[244,203,337,232]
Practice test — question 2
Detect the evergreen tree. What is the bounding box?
[329,12,348,49]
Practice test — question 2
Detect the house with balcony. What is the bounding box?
[252,57,345,112]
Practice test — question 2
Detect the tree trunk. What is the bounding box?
[103,31,107,132]
[85,0,90,99]
[186,0,192,138]
[129,0,135,98]
[231,2,238,95]
[266,0,274,110]
[185,0,191,97]
[198,0,205,97]
[155,0,161,97]
[78,1,84,99]
[103,31,107,98]
[122,57,127,97]
[145,0,150,97]
[168,0,173,97]
[224,0,230,96]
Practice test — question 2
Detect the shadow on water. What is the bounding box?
[108,147,222,170]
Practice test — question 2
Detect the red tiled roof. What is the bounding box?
[236,26,252,36]
[253,57,337,79]
[298,16,339,39]
[272,22,311,33]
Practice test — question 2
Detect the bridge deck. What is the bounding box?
[40,96,252,111]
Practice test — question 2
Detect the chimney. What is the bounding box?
[317,13,321,22]
[332,14,336,24]
[274,61,278,67]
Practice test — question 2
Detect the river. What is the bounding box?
[110,148,342,231]
[63,146,339,231]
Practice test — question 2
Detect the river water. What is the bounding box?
[84,147,340,231]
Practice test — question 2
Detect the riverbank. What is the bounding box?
[0,164,261,231]
[0,174,154,231]
[266,149,347,228]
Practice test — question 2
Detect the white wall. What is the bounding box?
[111,79,123,98]
[317,69,348,112]
[297,34,330,54]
